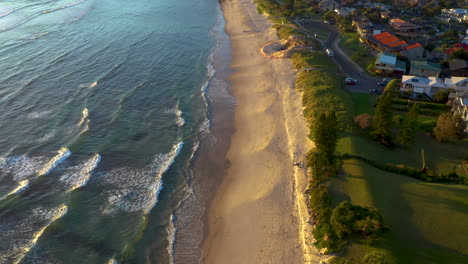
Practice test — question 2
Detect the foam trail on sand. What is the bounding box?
[59,153,101,192]
[0,204,68,264]
[166,214,176,264]
[37,148,71,176]
[100,142,183,215]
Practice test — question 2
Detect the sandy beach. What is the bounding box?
[202,0,324,263]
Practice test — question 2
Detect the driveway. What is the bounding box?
[296,20,381,93]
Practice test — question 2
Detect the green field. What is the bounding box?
[328,92,468,263]
[329,158,468,263]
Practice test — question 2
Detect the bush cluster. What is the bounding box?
[341,154,467,184]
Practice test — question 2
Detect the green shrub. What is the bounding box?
[362,252,392,264]
[341,154,467,184]
[330,201,387,241]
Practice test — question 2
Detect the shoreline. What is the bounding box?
[201,0,325,263]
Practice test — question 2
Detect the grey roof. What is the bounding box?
[449,60,468,70]
[411,61,441,71]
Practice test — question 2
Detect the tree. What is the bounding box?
[313,111,338,164]
[451,49,468,60]
[398,104,419,146]
[433,112,464,142]
[384,79,401,95]
[433,89,449,103]
[373,92,393,146]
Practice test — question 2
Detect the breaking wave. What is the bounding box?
[99,142,183,215]
[59,153,100,192]
[0,204,68,264]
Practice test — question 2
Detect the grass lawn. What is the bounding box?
[310,28,329,41]
[338,133,468,177]
[328,159,468,263]
[349,92,377,115]
[329,91,468,263]
[339,33,374,72]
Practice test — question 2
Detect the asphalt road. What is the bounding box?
[297,20,382,93]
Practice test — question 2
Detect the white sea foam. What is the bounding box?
[27,110,52,119]
[79,81,97,88]
[199,119,210,133]
[59,153,100,192]
[100,142,183,215]
[165,101,185,127]
[167,214,176,264]
[35,131,55,143]
[77,108,89,127]
[0,204,68,264]
[0,155,48,181]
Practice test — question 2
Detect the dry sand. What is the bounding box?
[202,0,327,263]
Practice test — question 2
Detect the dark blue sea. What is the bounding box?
[0,0,233,263]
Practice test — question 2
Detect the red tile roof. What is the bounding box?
[388,40,407,47]
[403,43,422,50]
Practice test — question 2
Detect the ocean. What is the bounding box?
[0,0,232,263]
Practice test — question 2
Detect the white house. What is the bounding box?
[441,8,468,23]
[374,52,406,74]
[400,75,468,98]
[452,97,468,133]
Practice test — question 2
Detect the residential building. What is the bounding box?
[374,52,406,74]
[368,32,408,52]
[334,7,355,16]
[445,43,468,58]
[352,16,369,26]
[319,0,340,12]
[400,75,468,98]
[389,18,420,33]
[399,43,425,60]
[449,60,468,77]
[409,61,441,77]
[441,8,468,23]
[451,96,468,133]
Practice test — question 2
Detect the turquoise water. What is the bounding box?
[0,0,223,263]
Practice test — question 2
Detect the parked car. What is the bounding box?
[345,78,357,85]
[326,48,334,56]
[323,20,329,24]
[370,88,383,94]
[378,78,392,87]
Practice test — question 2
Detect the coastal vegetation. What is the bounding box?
[254,0,468,263]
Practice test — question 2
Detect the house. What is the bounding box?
[334,7,355,16]
[380,10,397,19]
[449,60,468,77]
[374,52,406,74]
[399,43,425,60]
[441,9,468,23]
[445,43,468,57]
[320,0,340,12]
[409,61,441,77]
[389,18,420,33]
[368,32,408,52]
[400,75,468,98]
[355,21,376,38]
[352,16,370,27]
[451,97,468,133]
